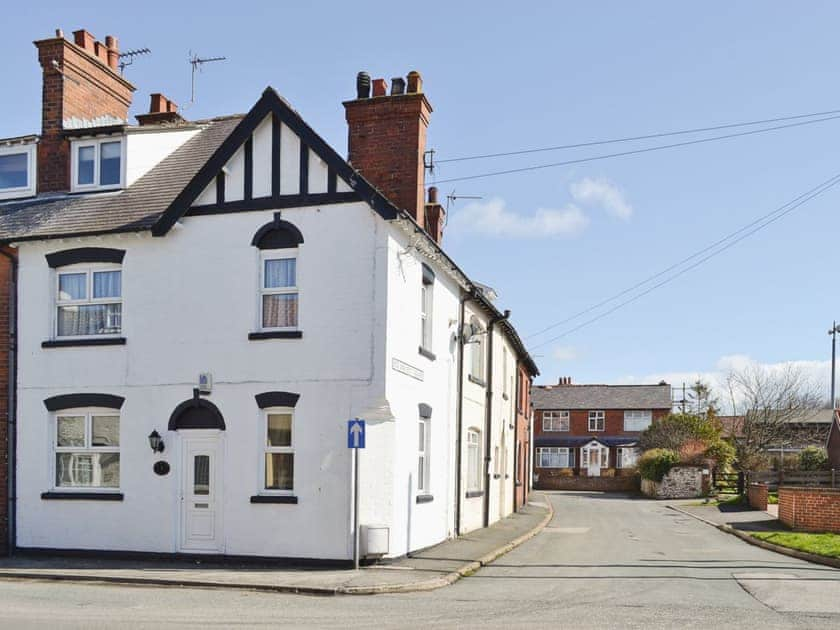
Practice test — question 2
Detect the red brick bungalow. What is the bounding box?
[531,380,671,491]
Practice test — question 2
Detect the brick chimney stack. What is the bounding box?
[136,93,185,126]
[343,70,432,229]
[34,28,135,192]
[424,186,446,244]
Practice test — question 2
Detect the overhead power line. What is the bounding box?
[437,107,840,164]
[526,170,840,351]
[433,114,840,185]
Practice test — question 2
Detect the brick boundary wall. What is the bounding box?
[747,482,768,511]
[535,470,640,492]
[778,487,840,533]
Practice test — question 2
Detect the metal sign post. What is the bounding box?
[347,418,366,570]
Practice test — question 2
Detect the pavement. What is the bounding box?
[0,494,552,595]
[1,492,839,628]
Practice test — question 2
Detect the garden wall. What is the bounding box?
[747,482,768,511]
[641,466,708,499]
[778,486,840,533]
[535,470,640,492]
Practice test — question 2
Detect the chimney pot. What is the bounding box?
[356,72,371,99]
[407,70,422,93]
[94,41,108,63]
[55,29,64,38]
[372,78,387,97]
[150,93,167,113]
[72,29,95,52]
[391,77,406,96]
[105,35,117,49]
[428,186,438,204]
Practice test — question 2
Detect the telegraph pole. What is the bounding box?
[830,322,840,409]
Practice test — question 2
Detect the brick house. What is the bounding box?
[531,379,671,491]
[514,363,533,510]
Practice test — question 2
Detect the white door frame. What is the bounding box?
[179,430,224,553]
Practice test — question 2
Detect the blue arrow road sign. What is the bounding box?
[347,418,366,449]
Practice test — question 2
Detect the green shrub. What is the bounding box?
[704,439,736,469]
[798,446,828,471]
[639,448,680,481]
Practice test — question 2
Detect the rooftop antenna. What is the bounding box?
[444,190,483,227]
[118,47,151,75]
[187,51,227,107]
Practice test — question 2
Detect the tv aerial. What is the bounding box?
[187,51,227,107]
[118,47,151,75]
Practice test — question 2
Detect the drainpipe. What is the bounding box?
[454,295,468,537]
[483,309,510,529]
[1,249,16,555]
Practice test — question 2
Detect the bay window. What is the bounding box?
[617,447,640,469]
[54,410,120,489]
[537,447,574,468]
[56,266,122,337]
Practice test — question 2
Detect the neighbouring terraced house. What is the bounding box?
[531,379,671,491]
[0,27,538,562]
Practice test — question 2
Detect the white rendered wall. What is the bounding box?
[125,128,199,186]
[15,200,392,560]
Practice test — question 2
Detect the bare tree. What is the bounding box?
[723,363,824,470]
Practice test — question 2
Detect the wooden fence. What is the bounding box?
[747,469,838,491]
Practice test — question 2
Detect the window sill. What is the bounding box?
[418,346,436,361]
[42,337,126,348]
[248,331,303,340]
[465,490,484,499]
[468,375,486,388]
[250,495,298,504]
[415,494,434,504]
[41,491,123,501]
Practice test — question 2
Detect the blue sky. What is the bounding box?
[2,1,837,397]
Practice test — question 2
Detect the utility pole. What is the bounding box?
[830,321,840,409]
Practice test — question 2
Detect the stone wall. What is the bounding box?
[641,466,707,499]
[747,482,768,511]
[778,487,840,533]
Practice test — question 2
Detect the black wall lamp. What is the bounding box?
[148,430,165,453]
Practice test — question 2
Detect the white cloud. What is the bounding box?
[552,346,579,361]
[617,354,831,413]
[570,176,633,221]
[447,197,588,239]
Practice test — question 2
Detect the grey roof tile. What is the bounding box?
[531,384,672,410]
[0,116,242,242]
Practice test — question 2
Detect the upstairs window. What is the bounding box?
[72,138,123,191]
[420,264,434,354]
[56,266,122,338]
[542,410,570,432]
[588,410,605,432]
[469,317,486,382]
[0,144,36,199]
[624,410,652,431]
[261,254,298,330]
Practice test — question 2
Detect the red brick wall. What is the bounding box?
[748,482,768,511]
[535,470,640,492]
[533,407,670,439]
[343,87,431,226]
[0,250,12,554]
[778,487,840,533]
[34,32,135,192]
[514,366,531,510]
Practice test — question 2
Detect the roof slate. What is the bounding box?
[0,116,241,242]
[531,384,672,410]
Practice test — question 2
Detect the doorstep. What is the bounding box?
[0,495,552,596]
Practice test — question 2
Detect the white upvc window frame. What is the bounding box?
[52,407,121,492]
[259,249,300,332]
[469,317,486,382]
[617,446,641,469]
[542,410,570,432]
[588,410,605,432]
[0,143,37,200]
[261,407,295,494]
[420,271,434,353]
[417,417,430,493]
[537,447,574,468]
[54,263,123,340]
[466,428,482,492]
[624,410,653,431]
[70,137,126,192]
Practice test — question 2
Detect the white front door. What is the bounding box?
[180,434,223,552]
[585,446,601,477]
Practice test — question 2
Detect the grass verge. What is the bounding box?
[750,531,840,559]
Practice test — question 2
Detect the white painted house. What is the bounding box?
[0,29,537,562]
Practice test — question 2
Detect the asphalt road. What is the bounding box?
[0,492,838,629]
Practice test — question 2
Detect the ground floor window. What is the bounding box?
[264,408,294,491]
[467,429,482,491]
[418,417,430,493]
[54,410,120,489]
[537,447,574,468]
[617,447,640,469]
